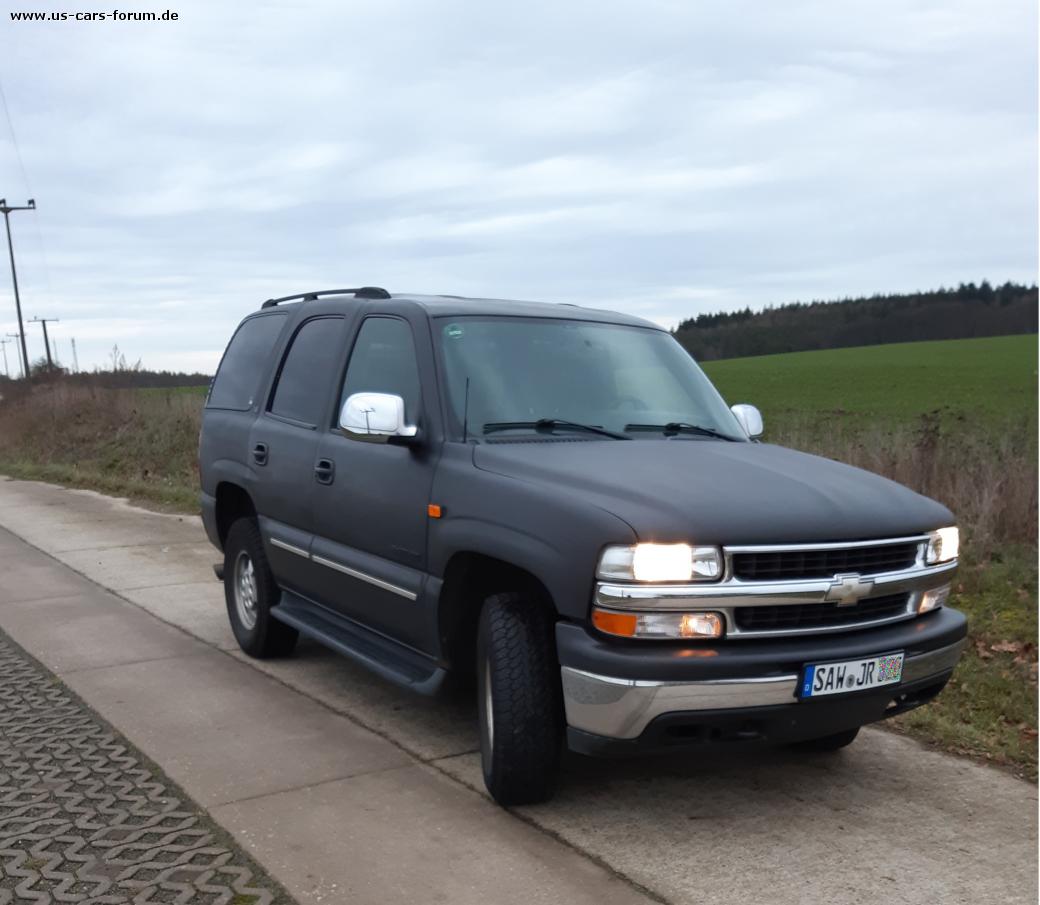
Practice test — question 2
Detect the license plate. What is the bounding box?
[800,652,904,698]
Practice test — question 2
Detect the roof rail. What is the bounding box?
[261,286,391,308]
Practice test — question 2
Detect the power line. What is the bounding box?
[0,73,56,321]
[0,75,32,196]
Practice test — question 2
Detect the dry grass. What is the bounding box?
[771,414,1038,555]
[0,383,201,510]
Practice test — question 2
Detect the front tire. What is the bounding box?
[223,518,298,658]
[477,592,564,806]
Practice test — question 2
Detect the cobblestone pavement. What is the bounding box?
[0,632,286,905]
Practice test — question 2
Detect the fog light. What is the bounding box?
[918,584,951,614]
[592,607,724,639]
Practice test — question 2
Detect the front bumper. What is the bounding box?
[557,607,967,756]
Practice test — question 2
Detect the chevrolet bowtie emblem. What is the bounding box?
[825,573,874,606]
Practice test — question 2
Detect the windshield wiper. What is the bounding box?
[624,422,740,441]
[483,419,631,440]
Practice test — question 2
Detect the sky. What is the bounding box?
[0,0,1036,374]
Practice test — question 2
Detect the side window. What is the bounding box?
[269,317,345,425]
[208,313,287,410]
[340,317,422,424]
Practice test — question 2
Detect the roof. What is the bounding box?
[261,288,662,330]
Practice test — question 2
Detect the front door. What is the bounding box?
[310,314,436,652]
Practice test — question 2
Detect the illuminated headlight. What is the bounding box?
[592,607,724,639]
[597,543,722,582]
[926,527,960,564]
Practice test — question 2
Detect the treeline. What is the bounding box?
[0,344,210,391]
[60,369,210,389]
[674,281,1038,361]
[0,368,210,391]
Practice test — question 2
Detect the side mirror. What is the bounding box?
[730,403,764,440]
[340,392,419,444]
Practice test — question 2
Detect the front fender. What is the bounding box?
[428,447,636,620]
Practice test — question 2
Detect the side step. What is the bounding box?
[271,592,447,696]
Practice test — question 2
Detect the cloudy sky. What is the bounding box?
[0,0,1036,373]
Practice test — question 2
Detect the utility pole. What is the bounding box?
[71,337,79,373]
[0,198,35,379]
[5,333,24,378]
[0,336,10,378]
[30,315,58,369]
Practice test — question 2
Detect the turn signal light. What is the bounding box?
[592,607,724,640]
[591,609,638,636]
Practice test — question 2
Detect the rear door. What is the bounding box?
[248,314,347,597]
[310,312,438,652]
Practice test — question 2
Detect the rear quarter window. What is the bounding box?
[207,313,287,410]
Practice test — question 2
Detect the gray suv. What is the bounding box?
[199,287,966,805]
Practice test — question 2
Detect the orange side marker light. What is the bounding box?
[592,609,637,637]
[427,504,443,519]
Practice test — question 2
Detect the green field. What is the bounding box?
[703,334,1038,427]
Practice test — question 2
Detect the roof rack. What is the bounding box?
[261,287,391,308]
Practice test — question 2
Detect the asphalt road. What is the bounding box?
[0,477,1036,905]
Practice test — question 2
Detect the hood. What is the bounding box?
[473,439,954,545]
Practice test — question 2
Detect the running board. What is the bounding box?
[271,592,447,696]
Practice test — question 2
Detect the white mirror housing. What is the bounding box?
[340,392,418,442]
[730,403,764,439]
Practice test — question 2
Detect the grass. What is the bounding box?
[0,334,1036,777]
[703,334,1038,427]
[890,547,1037,772]
[0,384,201,513]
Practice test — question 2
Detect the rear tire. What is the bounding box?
[224,518,298,658]
[792,726,860,752]
[477,592,563,806]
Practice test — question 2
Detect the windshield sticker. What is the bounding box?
[445,323,464,339]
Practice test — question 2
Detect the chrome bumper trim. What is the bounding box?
[561,638,966,740]
[595,560,957,639]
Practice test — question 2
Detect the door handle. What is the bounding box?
[252,442,268,466]
[314,458,335,485]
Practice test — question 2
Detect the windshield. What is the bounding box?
[436,316,745,441]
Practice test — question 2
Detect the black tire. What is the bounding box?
[792,726,860,752]
[223,518,298,658]
[477,592,563,806]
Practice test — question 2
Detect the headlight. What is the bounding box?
[926,526,959,564]
[597,543,722,582]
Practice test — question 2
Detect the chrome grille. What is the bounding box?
[732,541,919,581]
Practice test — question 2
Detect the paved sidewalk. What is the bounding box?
[0,484,652,905]
[0,630,284,904]
[0,477,1037,905]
